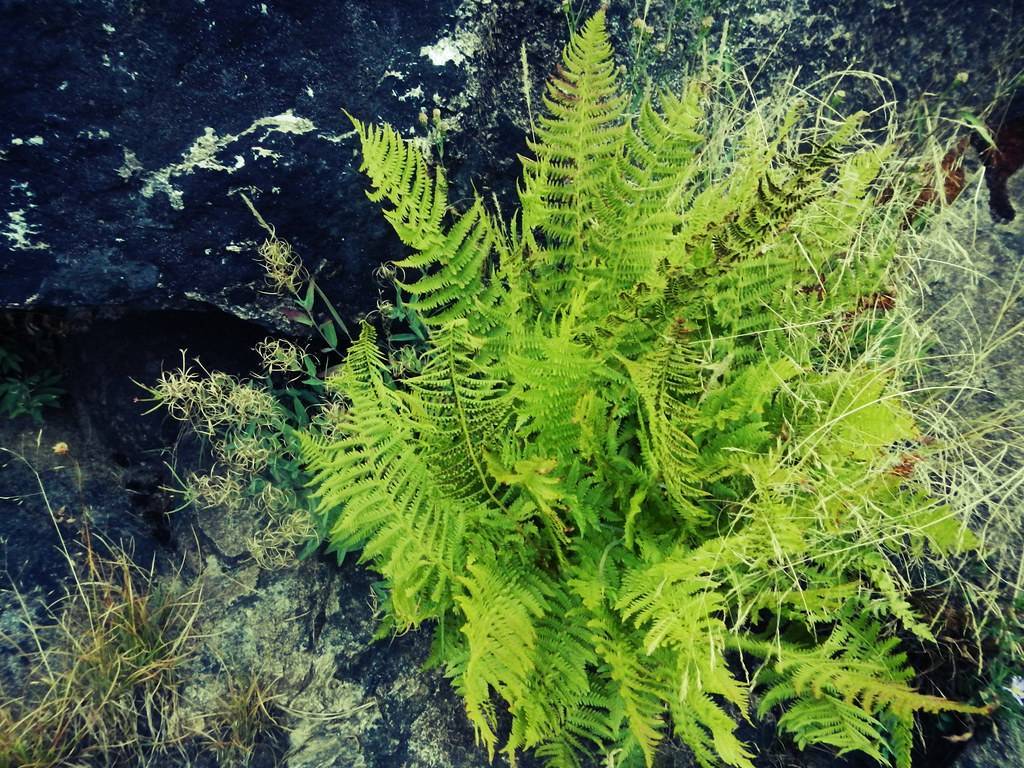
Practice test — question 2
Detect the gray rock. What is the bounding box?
[170,547,511,767]
[930,169,1024,768]
[953,719,1024,768]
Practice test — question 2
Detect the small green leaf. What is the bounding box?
[301,280,316,311]
[959,110,997,151]
[320,320,338,349]
[290,394,309,426]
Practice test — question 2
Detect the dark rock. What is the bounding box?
[953,716,1024,768]
[60,308,269,455]
[1,0,481,327]
[2,0,1020,328]
[976,93,1024,222]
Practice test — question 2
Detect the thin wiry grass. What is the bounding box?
[690,25,1024,721]
[0,449,202,768]
[677,55,1024,689]
[200,672,287,768]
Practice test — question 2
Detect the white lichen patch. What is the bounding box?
[183,289,276,323]
[252,145,281,160]
[78,128,111,140]
[224,240,257,253]
[136,110,316,210]
[287,675,380,768]
[4,209,49,251]
[421,37,465,66]
[117,148,143,180]
[258,111,316,136]
[318,128,357,144]
[421,20,481,68]
[750,12,779,26]
[397,85,424,102]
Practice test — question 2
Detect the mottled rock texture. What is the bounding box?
[2,0,1019,326]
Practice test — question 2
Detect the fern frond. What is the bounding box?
[672,691,755,768]
[301,324,466,626]
[581,82,707,296]
[455,557,549,758]
[395,198,510,329]
[407,322,513,507]
[349,115,448,252]
[623,319,709,527]
[587,609,667,767]
[773,694,888,762]
[503,591,604,759]
[520,9,627,289]
[350,115,510,329]
[617,555,725,658]
[742,614,986,766]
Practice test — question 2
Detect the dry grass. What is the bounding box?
[0,446,302,767]
[203,672,287,768]
[0,520,201,768]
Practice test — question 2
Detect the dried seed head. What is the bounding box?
[258,236,306,295]
[256,338,304,374]
[374,261,398,282]
[187,470,244,509]
[218,434,273,475]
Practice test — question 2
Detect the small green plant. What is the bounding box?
[299,11,1006,768]
[146,354,322,568]
[143,202,353,568]
[0,346,61,423]
[417,107,449,163]
[972,596,1024,723]
[561,0,586,36]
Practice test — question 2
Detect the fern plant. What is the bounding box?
[302,12,986,767]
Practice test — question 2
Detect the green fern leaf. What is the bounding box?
[301,12,987,768]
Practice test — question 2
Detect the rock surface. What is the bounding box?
[0,356,518,768]
[2,0,1020,327]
